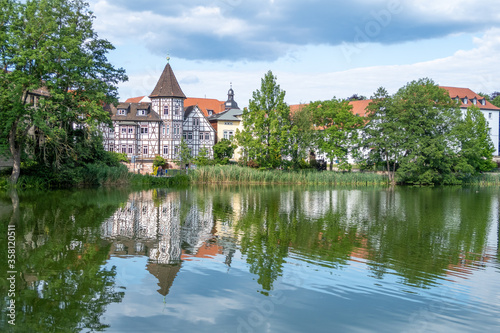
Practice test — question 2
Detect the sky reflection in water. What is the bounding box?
[1,186,499,332]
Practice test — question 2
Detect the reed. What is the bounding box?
[189,165,390,186]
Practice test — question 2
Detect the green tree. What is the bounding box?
[390,79,462,185]
[213,138,235,165]
[455,106,496,174]
[175,138,192,170]
[308,98,364,171]
[491,94,500,108]
[195,146,212,166]
[362,87,404,184]
[236,71,291,168]
[0,0,127,184]
[289,104,315,169]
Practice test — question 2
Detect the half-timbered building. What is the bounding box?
[102,62,217,172]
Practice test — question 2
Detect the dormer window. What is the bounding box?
[463,97,468,105]
[472,98,477,105]
[482,99,486,106]
[117,109,126,115]
[137,109,146,116]
[207,110,213,116]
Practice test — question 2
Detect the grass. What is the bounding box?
[189,165,390,186]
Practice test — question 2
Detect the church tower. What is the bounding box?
[149,62,186,161]
[224,84,239,111]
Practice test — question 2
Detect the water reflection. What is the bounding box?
[1,186,498,332]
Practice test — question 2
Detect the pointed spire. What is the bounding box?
[149,62,186,99]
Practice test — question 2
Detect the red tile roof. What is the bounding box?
[125,96,145,103]
[289,100,372,118]
[440,86,500,110]
[185,97,225,117]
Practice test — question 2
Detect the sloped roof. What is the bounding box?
[208,108,243,122]
[125,96,150,103]
[349,100,372,117]
[440,86,500,110]
[289,100,372,117]
[110,102,161,122]
[185,97,225,117]
[149,63,186,99]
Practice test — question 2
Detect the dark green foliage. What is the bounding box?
[363,79,496,185]
[0,0,127,184]
[213,139,235,165]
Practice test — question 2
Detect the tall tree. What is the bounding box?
[235,71,291,168]
[389,79,462,185]
[0,0,127,184]
[309,98,364,171]
[362,87,403,184]
[455,106,496,174]
[289,104,315,169]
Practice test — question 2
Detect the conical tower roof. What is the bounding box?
[149,63,186,99]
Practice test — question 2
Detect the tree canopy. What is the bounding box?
[362,78,496,185]
[236,70,291,168]
[0,0,127,184]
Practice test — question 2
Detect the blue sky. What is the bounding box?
[88,0,500,107]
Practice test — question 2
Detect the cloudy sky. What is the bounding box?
[88,0,500,107]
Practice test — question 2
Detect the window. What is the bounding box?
[128,145,133,154]
[207,110,213,116]
[489,113,492,119]
[464,97,468,105]
[117,109,126,115]
[143,145,148,155]
[121,145,126,153]
[224,122,233,125]
[109,127,114,133]
[128,127,134,133]
[183,132,186,140]
[162,125,165,135]
[137,109,146,116]
[472,98,477,105]
[193,118,199,126]
[188,132,192,140]
[223,130,234,140]
[163,105,169,115]
[109,143,114,152]
[205,132,210,140]
[200,133,204,140]
[166,125,169,135]
[174,146,178,155]
[121,126,127,133]
[163,146,168,155]
[141,126,148,134]
[482,99,486,106]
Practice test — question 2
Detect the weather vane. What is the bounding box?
[166,53,170,63]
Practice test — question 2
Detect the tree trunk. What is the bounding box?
[8,124,21,185]
[329,158,333,171]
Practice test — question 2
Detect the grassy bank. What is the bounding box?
[189,165,390,186]
[0,163,188,190]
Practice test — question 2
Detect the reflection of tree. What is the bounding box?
[0,188,129,332]
[363,188,492,287]
[223,186,495,291]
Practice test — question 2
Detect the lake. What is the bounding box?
[1,186,499,332]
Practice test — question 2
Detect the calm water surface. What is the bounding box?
[1,186,499,332]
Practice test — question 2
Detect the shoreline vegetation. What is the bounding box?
[3,164,500,190]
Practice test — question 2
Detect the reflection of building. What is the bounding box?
[101,189,234,296]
